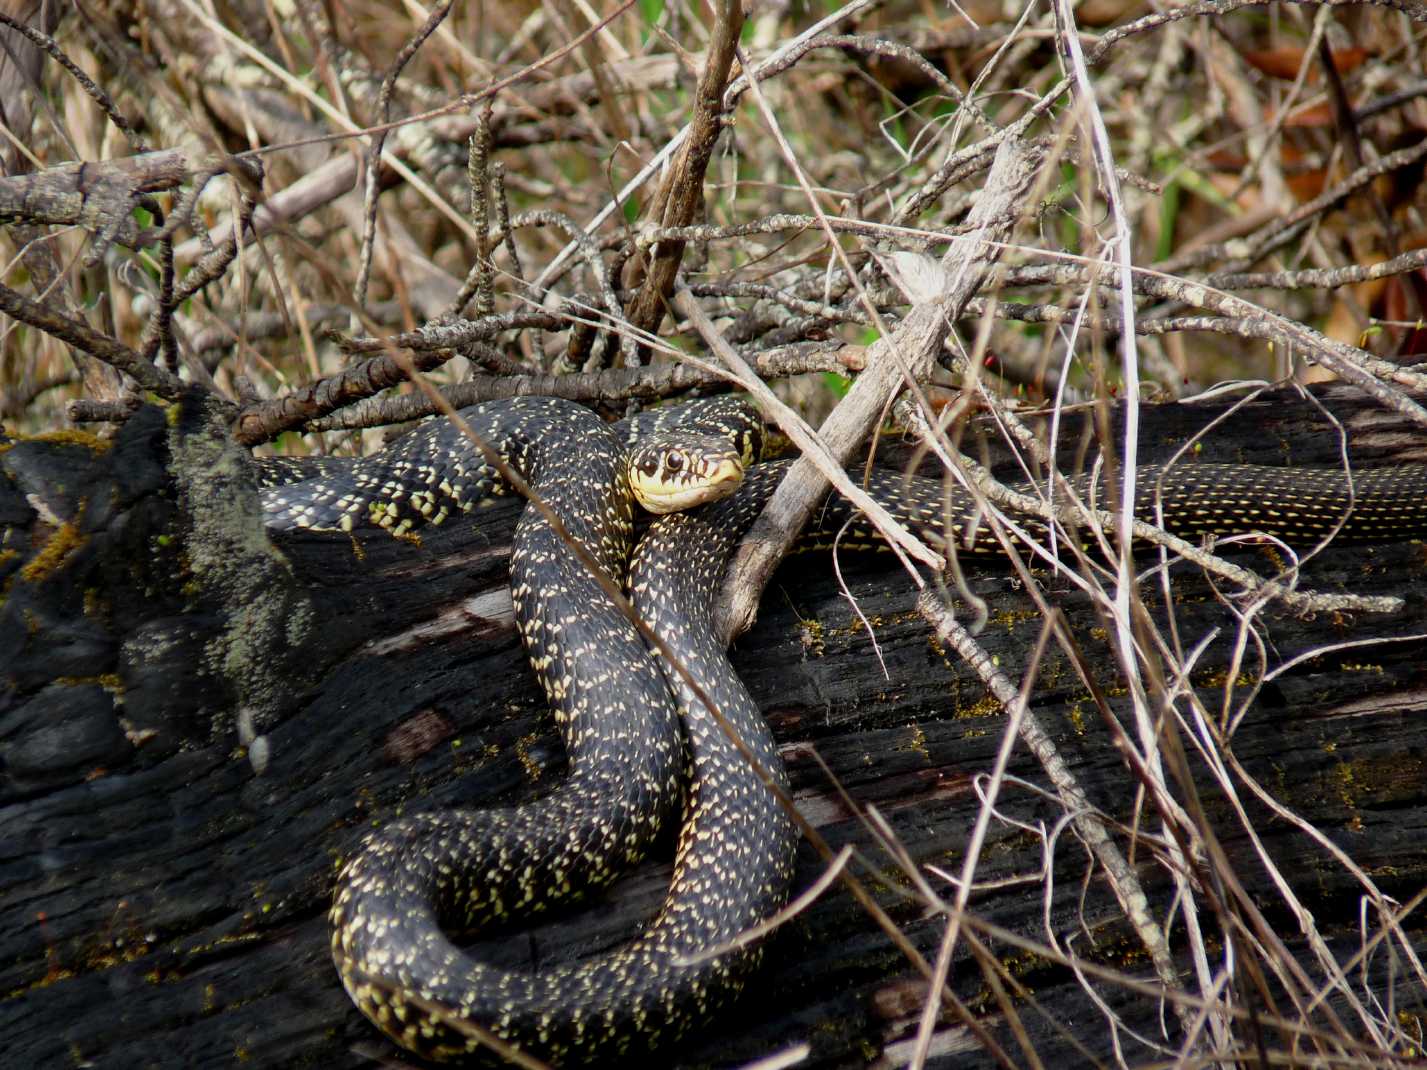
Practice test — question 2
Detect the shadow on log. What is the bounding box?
[2,383,1426,1068]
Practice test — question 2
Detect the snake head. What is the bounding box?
[628,433,747,514]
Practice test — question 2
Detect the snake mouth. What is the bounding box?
[634,454,745,514]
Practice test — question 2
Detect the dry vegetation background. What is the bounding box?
[4,0,1427,1068]
[2,0,1425,436]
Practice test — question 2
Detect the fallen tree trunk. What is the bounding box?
[2,383,1425,1068]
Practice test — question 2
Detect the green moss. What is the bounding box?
[896,722,930,759]
[19,521,86,582]
[957,694,1002,720]
[26,428,112,453]
[164,396,314,741]
[799,616,825,657]
[1,428,109,455]
[53,673,124,693]
[515,732,545,781]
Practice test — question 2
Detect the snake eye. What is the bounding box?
[665,451,684,472]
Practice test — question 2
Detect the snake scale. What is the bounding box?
[259,395,1427,1064]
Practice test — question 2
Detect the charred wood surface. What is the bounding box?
[2,384,1426,1068]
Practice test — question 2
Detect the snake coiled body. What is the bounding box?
[262,396,783,1063]
[260,397,1427,1065]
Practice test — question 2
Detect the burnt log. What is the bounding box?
[2,383,1426,1068]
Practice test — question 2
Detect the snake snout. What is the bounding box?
[630,437,747,515]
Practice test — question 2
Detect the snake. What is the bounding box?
[261,395,783,1063]
[258,396,1427,1064]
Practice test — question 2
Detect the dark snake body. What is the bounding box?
[261,396,783,1063]
[259,398,1427,1063]
[837,462,1427,555]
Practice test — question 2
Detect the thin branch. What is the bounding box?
[712,136,1042,643]
[0,280,184,400]
[623,0,744,353]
